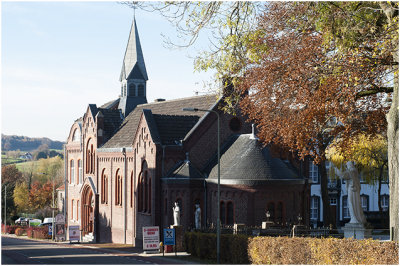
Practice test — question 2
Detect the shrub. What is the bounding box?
[248,236,399,265]
[4,225,26,234]
[15,228,25,236]
[185,232,250,264]
[26,228,34,238]
[32,227,51,239]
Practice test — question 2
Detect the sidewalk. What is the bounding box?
[2,233,198,264]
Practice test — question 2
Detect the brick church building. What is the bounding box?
[65,18,310,245]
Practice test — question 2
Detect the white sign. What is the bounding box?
[142,226,160,250]
[69,226,80,241]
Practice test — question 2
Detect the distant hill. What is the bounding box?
[1,134,64,151]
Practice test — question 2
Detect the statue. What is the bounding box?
[194,204,201,229]
[335,161,367,225]
[173,202,180,226]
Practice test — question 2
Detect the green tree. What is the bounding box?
[13,182,30,213]
[2,165,24,223]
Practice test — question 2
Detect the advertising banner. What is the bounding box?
[142,226,160,250]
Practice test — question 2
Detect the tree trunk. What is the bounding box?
[319,160,333,227]
[379,1,398,242]
[378,166,384,227]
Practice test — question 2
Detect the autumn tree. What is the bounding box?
[29,181,53,212]
[13,182,30,213]
[328,134,388,226]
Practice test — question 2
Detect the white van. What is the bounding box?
[43,218,54,224]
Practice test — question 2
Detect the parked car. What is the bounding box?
[15,217,27,225]
[39,222,52,227]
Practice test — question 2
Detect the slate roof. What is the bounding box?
[205,134,301,182]
[120,18,148,81]
[153,114,199,145]
[167,160,204,179]
[100,99,120,109]
[97,108,123,138]
[101,95,217,148]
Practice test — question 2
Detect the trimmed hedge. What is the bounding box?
[248,236,399,265]
[185,232,250,264]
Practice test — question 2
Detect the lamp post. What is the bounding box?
[182,107,220,264]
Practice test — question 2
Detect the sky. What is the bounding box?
[1,1,215,142]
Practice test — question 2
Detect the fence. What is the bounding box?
[194,224,390,239]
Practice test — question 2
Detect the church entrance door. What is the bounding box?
[81,185,94,236]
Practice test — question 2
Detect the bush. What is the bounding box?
[15,228,25,236]
[248,236,399,265]
[185,232,250,264]
[32,227,51,239]
[3,225,26,234]
[26,228,34,238]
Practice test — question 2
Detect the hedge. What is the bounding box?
[248,236,399,265]
[15,228,25,236]
[185,232,250,264]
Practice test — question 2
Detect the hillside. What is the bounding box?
[1,134,64,151]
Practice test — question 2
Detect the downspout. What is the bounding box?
[133,150,136,243]
[204,178,207,228]
[122,148,127,244]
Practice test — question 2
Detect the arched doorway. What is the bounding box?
[81,185,94,236]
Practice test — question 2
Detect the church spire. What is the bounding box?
[118,17,148,117]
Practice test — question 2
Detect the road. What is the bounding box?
[1,236,187,264]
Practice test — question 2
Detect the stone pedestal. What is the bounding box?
[233,223,245,234]
[343,223,372,239]
[170,225,184,251]
[262,221,274,229]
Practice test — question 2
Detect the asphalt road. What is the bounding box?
[1,236,184,265]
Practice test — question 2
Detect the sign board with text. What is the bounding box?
[142,226,160,250]
[163,228,175,246]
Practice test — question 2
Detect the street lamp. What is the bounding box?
[182,107,221,264]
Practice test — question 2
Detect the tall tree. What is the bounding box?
[2,165,24,223]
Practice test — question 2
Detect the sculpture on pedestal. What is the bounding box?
[335,161,367,224]
[173,202,180,226]
[195,204,201,229]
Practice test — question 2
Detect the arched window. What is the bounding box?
[138,84,144,96]
[78,200,81,221]
[70,160,75,184]
[129,84,136,96]
[220,201,226,225]
[76,200,80,221]
[86,139,95,174]
[101,169,108,204]
[72,199,75,220]
[138,173,143,212]
[267,202,275,222]
[227,201,234,225]
[138,161,151,214]
[124,84,127,96]
[115,169,122,206]
[130,171,133,208]
[78,160,83,184]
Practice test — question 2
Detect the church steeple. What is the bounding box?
[118,18,148,117]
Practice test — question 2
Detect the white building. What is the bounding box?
[309,161,389,228]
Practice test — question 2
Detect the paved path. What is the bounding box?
[1,235,195,265]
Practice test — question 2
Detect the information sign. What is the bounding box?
[142,226,160,250]
[48,225,52,236]
[163,228,175,246]
[69,226,80,241]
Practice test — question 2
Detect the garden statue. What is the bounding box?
[173,202,180,226]
[195,204,201,229]
[335,161,367,225]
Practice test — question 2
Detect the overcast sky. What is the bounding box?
[1,1,214,142]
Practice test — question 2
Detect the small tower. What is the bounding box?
[118,18,148,117]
